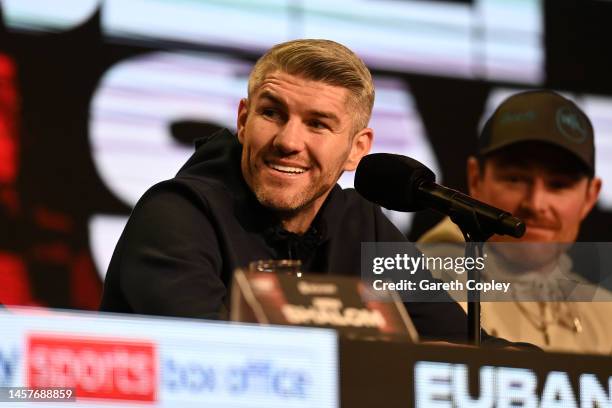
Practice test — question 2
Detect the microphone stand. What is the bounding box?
[448,206,493,346]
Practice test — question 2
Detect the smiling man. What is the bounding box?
[99,39,482,343]
[237,69,371,233]
[419,90,612,354]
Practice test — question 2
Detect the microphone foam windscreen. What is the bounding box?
[355,153,435,211]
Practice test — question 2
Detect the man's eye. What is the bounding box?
[308,120,328,130]
[501,174,527,184]
[261,108,278,118]
[548,178,574,190]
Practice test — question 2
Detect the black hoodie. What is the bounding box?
[100,129,477,342]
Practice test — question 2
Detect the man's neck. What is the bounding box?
[489,245,564,278]
[277,189,334,234]
[280,209,317,235]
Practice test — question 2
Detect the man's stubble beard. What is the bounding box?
[241,141,347,217]
[251,173,334,216]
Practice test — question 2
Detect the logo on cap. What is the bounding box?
[500,110,536,124]
[556,106,588,143]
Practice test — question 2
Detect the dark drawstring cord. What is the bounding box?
[263,225,322,262]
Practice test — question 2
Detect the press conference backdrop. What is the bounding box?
[1,0,611,308]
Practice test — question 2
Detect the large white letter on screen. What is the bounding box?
[88,51,251,277]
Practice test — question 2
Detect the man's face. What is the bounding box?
[467,143,601,269]
[237,71,372,224]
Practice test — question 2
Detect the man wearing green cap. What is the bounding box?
[419,90,612,354]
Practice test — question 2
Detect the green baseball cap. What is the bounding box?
[479,90,595,175]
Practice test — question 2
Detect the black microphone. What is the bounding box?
[355,153,525,238]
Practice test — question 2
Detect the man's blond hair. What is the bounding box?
[248,39,375,133]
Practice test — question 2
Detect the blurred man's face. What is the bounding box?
[237,71,372,232]
[467,143,601,270]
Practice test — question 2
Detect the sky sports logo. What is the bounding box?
[27,334,157,402]
[0,307,336,407]
[13,334,313,404]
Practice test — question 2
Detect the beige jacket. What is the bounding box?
[418,216,612,355]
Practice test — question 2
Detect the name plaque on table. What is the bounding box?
[230,270,418,342]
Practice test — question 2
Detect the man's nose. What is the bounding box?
[272,118,305,154]
[521,177,550,214]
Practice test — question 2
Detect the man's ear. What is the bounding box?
[236,98,249,144]
[580,177,602,220]
[466,156,482,197]
[344,128,374,171]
